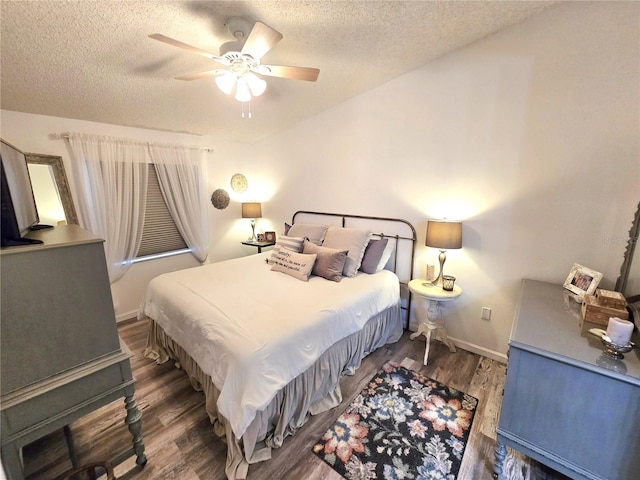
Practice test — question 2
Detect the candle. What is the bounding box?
[606,317,634,346]
[426,264,435,281]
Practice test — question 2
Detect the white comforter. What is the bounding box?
[139,252,400,439]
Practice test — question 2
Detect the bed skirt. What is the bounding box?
[143,302,402,479]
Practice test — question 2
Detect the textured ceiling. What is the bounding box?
[1,1,558,143]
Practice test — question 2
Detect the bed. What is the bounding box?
[139,211,416,479]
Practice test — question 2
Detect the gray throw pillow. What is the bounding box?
[303,240,348,282]
[359,238,389,274]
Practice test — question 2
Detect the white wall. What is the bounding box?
[0,111,222,320]
[222,1,640,360]
[0,110,295,320]
[2,2,637,359]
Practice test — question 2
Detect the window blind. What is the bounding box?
[137,164,187,258]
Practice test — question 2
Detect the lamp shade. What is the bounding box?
[242,202,262,219]
[425,221,462,249]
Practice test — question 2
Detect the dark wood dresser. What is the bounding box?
[494,279,639,479]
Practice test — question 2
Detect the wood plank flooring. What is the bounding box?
[22,319,568,480]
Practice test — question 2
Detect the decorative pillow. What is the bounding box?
[284,222,292,235]
[375,239,395,272]
[303,240,348,282]
[321,226,371,277]
[359,238,389,274]
[275,235,304,252]
[286,223,329,246]
[267,235,305,264]
[270,250,317,282]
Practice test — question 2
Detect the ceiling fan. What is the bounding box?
[150,17,320,109]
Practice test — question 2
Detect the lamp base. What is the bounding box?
[250,219,257,241]
[432,249,447,287]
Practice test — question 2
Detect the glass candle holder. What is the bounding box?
[426,264,435,282]
[442,275,456,291]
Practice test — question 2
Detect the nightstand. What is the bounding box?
[241,240,275,254]
[408,278,462,366]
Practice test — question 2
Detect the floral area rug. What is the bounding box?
[312,362,478,480]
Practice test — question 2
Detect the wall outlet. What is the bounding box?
[481,307,492,321]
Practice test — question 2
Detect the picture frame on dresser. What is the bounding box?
[563,262,602,297]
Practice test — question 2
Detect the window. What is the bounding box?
[136,164,188,260]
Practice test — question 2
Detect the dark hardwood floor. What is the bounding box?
[22,318,567,480]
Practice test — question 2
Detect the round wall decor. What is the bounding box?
[230,173,248,193]
[210,188,230,210]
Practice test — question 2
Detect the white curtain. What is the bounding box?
[149,145,208,263]
[67,134,148,283]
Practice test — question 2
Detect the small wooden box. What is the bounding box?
[581,294,629,326]
[595,289,627,309]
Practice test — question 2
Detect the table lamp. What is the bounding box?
[425,220,462,287]
[242,202,262,241]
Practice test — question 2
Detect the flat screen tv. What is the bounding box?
[1,139,43,246]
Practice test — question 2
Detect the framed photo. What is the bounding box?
[256,233,265,242]
[264,231,276,242]
[563,263,603,298]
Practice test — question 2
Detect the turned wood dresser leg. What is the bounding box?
[124,393,147,466]
[493,442,507,479]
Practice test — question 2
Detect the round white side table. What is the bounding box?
[408,279,462,366]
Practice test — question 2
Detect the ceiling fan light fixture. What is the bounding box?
[150,17,319,115]
[235,78,252,102]
[215,72,236,95]
[245,72,266,97]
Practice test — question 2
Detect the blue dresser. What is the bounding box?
[495,279,640,479]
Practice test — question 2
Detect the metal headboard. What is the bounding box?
[291,211,417,329]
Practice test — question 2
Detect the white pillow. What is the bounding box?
[287,223,328,245]
[321,226,371,277]
[376,239,395,272]
[270,250,317,282]
[275,235,304,252]
[267,235,305,265]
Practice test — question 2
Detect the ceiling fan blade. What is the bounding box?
[259,65,320,82]
[175,69,227,81]
[241,22,283,61]
[149,33,228,65]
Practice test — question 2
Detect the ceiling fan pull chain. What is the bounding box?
[241,100,252,119]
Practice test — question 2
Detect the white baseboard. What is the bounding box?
[116,309,139,323]
[448,336,508,364]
